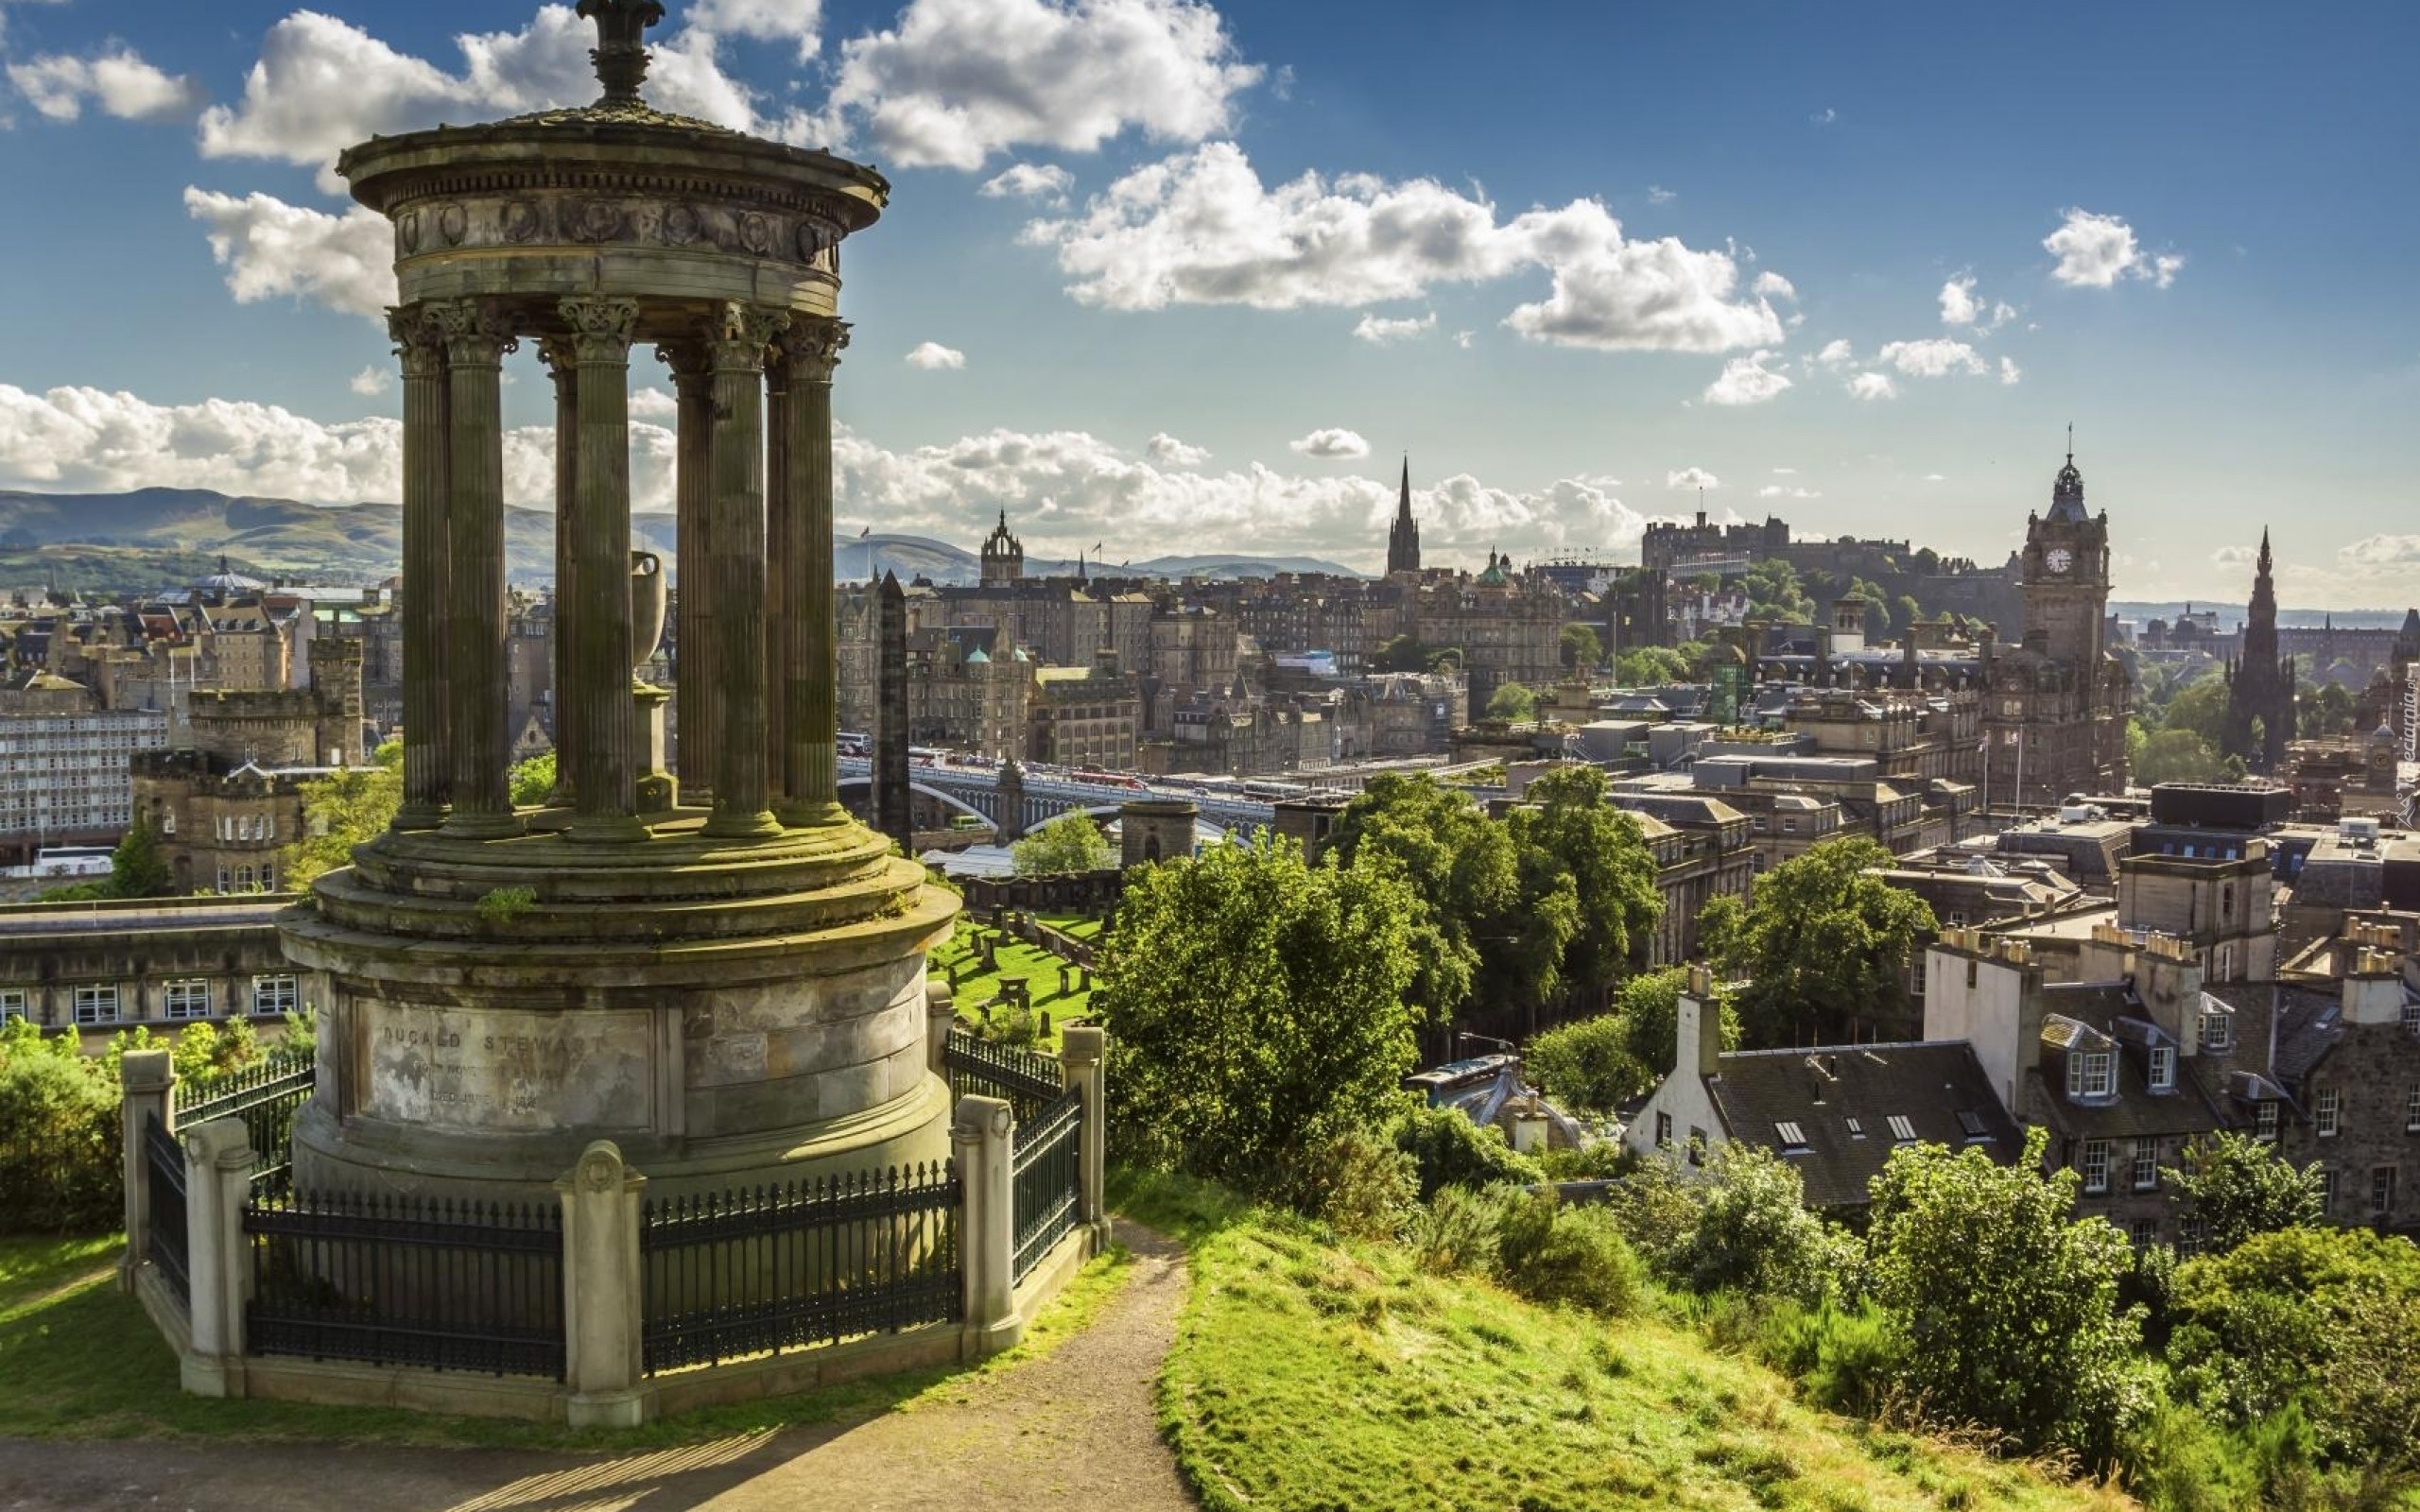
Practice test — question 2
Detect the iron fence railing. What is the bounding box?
[177,1052,313,1194]
[1011,1087,1083,1285]
[942,1029,1063,1123]
[638,1163,960,1376]
[143,1111,188,1310]
[243,1188,565,1379]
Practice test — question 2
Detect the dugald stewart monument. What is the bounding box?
[280,0,959,1202]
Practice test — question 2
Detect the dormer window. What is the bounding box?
[2148,1045,2176,1091]
[2067,1050,2115,1100]
[2200,1010,2233,1053]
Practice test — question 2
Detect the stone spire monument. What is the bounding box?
[280,0,959,1198]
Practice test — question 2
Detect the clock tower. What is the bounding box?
[2020,448,2111,673]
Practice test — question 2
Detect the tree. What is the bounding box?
[1011,812,1114,875]
[1098,834,1423,1194]
[1509,765,1662,1006]
[1524,1012,1650,1117]
[2160,671,2231,746]
[1615,646,1692,686]
[1483,680,1537,722]
[108,815,173,899]
[1864,1128,2152,1463]
[2165,1131,2325,1253]
[1681,1142,1850,1303]
[508,751,557,806]
[1327,775,1509,1024]
[1701,836,1935,1046]
[280,763,403,889]
[2135,728,2232,785]
[1739,559,1812,622]
[1372,634,1431,674]
[1560,623,1603,673]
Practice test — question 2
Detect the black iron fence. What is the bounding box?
[1011,1087,1083,1284]
[639,1163,961,1376]
[243,1188,565,1379]
[943,1029,1063,1123]
[143,1111,188,1310]
[177,1052,313,1194]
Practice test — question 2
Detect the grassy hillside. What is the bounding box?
[1121,1175,2130,1512]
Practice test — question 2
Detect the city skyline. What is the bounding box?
[1,0,2416,605]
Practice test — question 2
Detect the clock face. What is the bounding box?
[2045,547,2074,576]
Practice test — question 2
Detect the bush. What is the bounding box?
[1494,1190,1644,1316]
[1298,1126,1419,1243]
[1680,1143,1853,1304]
[0,1023,120,1233]
[1392,1104,1541,1200]
[1409,1184,1507,1276]
[1593,1155,1701,1278]
[1758,1298,1904,1419]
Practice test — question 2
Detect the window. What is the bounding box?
[2202,1010,2233,1052]
[2149,1045,2177,1091]
[2132,1139,2159,1190]
[1887,1115,1917,1143]
[2067,1051,2115,1099]
[1844,1117,1866,1139]
[2316,1087,2341,1139]
[2373,1166,2398,1217]
[72,984,119,1026]
[1686,1126,1706,1166]
[1966,960,1979,990]
[2256,1101,2279,1143]
[2180,1215,2207,1254]
[251,975,300,1016]
[163,980,211,1021]
[1956,1109,1990,1142]
[2130,1219,2159,1248]
[2319,1167,2340,1211]
[2408,1086,2420,1135]
[2403,999,2420,1037]
[2082,1139,2112,1194]
[1773,1121,1809,1152]
[2220,882,2235,919]
[0,988,25,1022]
[1654,1112,1672,1149]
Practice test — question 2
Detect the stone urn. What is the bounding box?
[631,549,666,683]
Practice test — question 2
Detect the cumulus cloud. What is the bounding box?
[1877,337,1987,378]
[795,0,1260,170]
[2044,207,2184,290]
[683,0,821,56]
[1753,271,1796,300]
[1027,141,1787,352]
[1847,371,1897,402]
[1702,351,1792,406]
[183,188,396,321]
[1351,311,1435,344]
[905,340,968,370]
[348,366,390,397]
[1289,427,1369,459]
[1667,467,1719,491]
[1647,184,1676,205]
[1938,275,1980,327]
[979,162,1076,204]
[629,387,680,421]
[8,46,203,122]
[1812,338,1854,369]
[1758,484,1820,499]
[1999,355,2022,386]
[1144,432,1208,466]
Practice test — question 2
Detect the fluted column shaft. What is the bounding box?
[700,303,787,839]
[765,352,792,811]
[661,342,714,801]
[540,336,579,812]
[389,306,451,830]
[561,298,645,843]
[431,298,519,838]
[774,318,849,826]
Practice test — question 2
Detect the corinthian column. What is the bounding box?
[560,297,646,843]
[538,335,579,812]
[765,340,792,814]
[388,305,451,830]
[773,318,849,827]
[429,297,520,839]
[699,302,788,839]
[658,340,714,804]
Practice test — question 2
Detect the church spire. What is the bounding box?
[1386,455,1421,576]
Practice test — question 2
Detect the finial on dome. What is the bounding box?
[578,0,666,107]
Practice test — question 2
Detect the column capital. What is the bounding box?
[536,334,579,383]
[386,305,445,378]
[426,297,518,367]
[559,296,641,364]
[773,317,849,384]
[704,301,788,373]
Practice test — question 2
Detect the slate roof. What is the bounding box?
[1704,1040,2021,1209]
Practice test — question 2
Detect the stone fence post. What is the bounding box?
[557,1141,648,1428]
[954,1093,1018,1356]
[117,1049,174,1293]
[1059,1027,1111,1249]
[925,979,957,1079]
[179,1116,254,1399]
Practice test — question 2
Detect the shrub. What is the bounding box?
[1680,1143,1853,1304]
[1409,1184,1507,1276]
[1593,1154,1701,1278]
[0,1023,120,1233]
[1495,1190,1644,1316]
[1759,1298,1904,1419]
[1392,1104,1541,1200]
[1298,1125,1419,1243]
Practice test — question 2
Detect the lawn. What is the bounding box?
[928,917,1099,1048]
[0,1231,1135,1450]
[1116,1173,2133,1512]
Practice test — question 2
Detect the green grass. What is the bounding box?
[0,1232,1135,1450]
[928,918,1098,1047]
[1121,1172,2133,1512]
[1037,913,1107,944]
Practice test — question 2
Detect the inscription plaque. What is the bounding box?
[363,1003,653,1131]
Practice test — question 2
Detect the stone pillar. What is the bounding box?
[925,978,957,1078]
[953,1093,1019,1355]
[179,1116,255,1399]
[431,297,520,838]
[117,1049,174,1292]
[660,341,715,802]
[539,335,580,811]
[560,297,646,843]
[764,341,791,815]
[557,1141,648,1428]
[389,305,451,829]
[1060,1025,1111,1249]
[700,302,788,839]
[773,318,849,827]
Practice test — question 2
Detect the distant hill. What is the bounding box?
[837,534,1360,586]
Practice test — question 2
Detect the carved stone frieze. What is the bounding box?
[387,191,843,273]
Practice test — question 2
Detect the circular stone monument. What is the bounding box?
[279,0,958,1200]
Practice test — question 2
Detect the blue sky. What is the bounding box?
[1,0,2415,605]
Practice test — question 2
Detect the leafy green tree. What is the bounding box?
[1327,775,1512,1025]
[2301,678,2356,738]
[1739,559,1812,621]
[280,763,403,888]
[1614,645,1692,686]
[372,738,404,771]
[1372,634,1431,673]
[508,750,557,806]
[0,1017,121,1232]
[1509,765,1662,1006]
[1524,1011,1651,1116]
[2165,1131,2325,1253]
[2135,728,2232,785]
[1098,834,1423,1194]
[1700,836,1934,1046]
[2160,671,2232,746]
[1682,1142,1852,1303]
[1011,811,1115,875]
[108,815,173,899]
[1559,623,1603,672]
[1392,1103,1540,1200]
[1864,1128,2152,1463]
[1483,680,1537,721]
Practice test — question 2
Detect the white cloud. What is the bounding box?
[1752,271,1796,300]
[1847,371,1897,402]
[1351,311,1435,345]
[1757,484,1821,499]
[1702,351,1792,407]
[1667,467,1720,491]
[630,387,680,421]
[1939,275,1981,327]
[1451,330,1473,349]
[1809,107,1836,126]
[182,188,396,321]
[1923,472,1946,482]
[1876,337,1987,378]
[1144,432,1208,466]
[796,0,1261,170]
[683,0,821,56]
[1771,467,1796,475]
[1813,338,1854,368]
[1289,427,1369,459]
[8,46,204,123]
[348,366,390,397]
[2043,207,2183,290]
[1998,356,2022,386]
[1647,184,1676,205]
[978,162,1076,205]
[905,340,968,370]
[1027,142,1787,352]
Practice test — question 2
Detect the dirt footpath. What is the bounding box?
[0,1225,1195,1512]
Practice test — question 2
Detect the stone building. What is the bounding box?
[2267,915,2420,1230]
[0,895,309,1045]
[1028,658,1141,770]
[903,627,1030,759]
[0,674,167,863]
[2221,531,2295,774]
[1601,791,1754,965]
